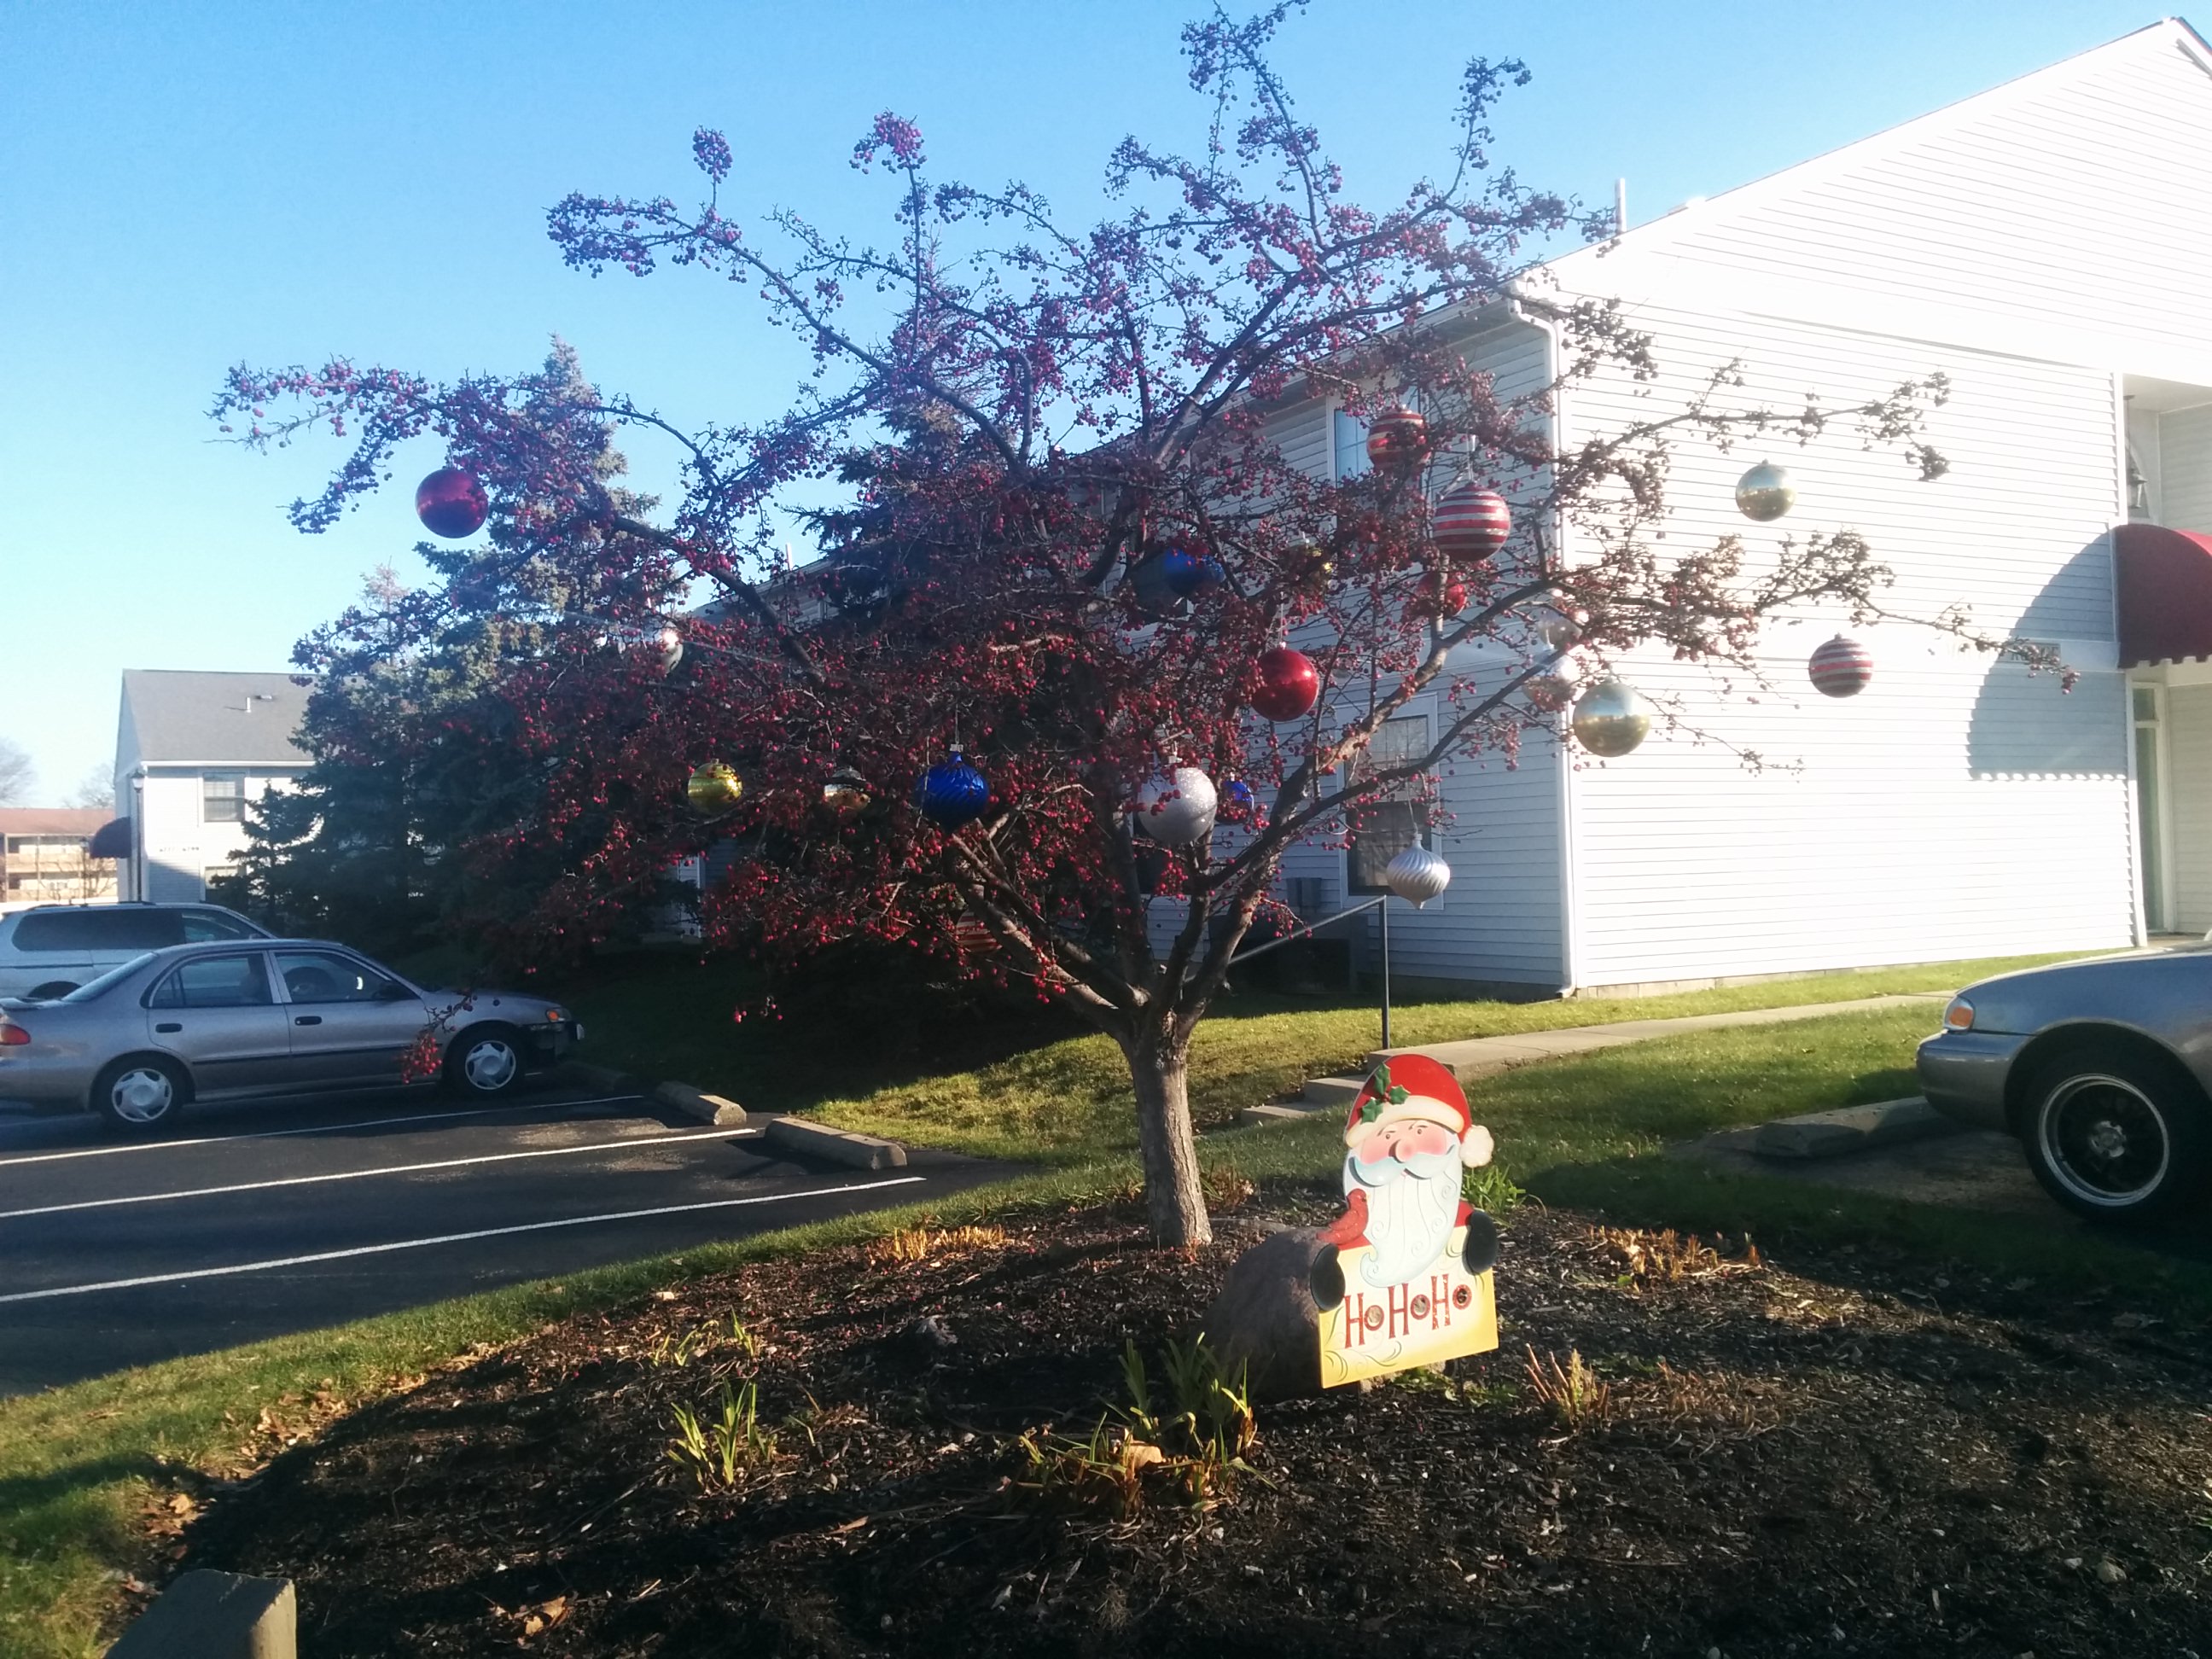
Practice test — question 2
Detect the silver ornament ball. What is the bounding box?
[1571,678,1652,758]
[1735,461,1796,523]
[1382,843,1452,907]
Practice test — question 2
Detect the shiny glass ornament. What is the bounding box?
[1223,778,1255,813]
[416,467,488,538]
[1365,406,1430,473]
[1432,483,1511,562]
[1160,548,1226,598]
[1570,678,1651,758]
[1417,569,1467,616]
[1382,843,1452,907]
[1734,461,1796,523]
[685,760,743,815]
[1250,646,1319,721]
[1538,613,1583,651]
[1129,556,1188,616]
[1807,635,1874,698]
[916,748,991,830]
[1132,767,1218,847]
[822,768,872,819]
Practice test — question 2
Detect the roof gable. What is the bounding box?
[1538,20,2212,379]
[119,671,311,767]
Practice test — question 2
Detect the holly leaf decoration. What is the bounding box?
[1387,1086,1408,1104]
[1358,1096,1382,1123]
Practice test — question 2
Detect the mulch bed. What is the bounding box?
[170,1187,2212,1657]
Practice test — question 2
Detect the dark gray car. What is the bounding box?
[1917,949,2212,1223]
[0,940,581,1132]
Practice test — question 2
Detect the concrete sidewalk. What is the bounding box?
[1239,991,1950,1125]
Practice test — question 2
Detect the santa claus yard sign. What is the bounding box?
[1310,1055,1501,1387]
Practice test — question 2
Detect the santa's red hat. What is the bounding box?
[1344,1053,1493,1167]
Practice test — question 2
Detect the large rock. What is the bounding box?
[1200,1225,1336,1403]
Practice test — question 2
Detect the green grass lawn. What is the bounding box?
[0,950,2161,1659]
[571,949,2077,1161]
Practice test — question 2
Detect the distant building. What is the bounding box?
[113,671,311,902]
[0,808,114,904]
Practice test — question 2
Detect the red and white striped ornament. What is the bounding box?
[1365,406,1430,473]
[1432,483,1511,561]
[1807,636,1874,698]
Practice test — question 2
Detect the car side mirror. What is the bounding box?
[377,981,415,1002]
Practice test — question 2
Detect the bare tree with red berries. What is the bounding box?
[218,4,1983,1247]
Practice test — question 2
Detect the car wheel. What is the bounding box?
[26,981,78,1001]
[2018,1047,2210,1225]
[92,1056,189,1133]
[445,1025,527,1098]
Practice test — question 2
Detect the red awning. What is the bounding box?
[2116,522,2212,667]
[87,818,131,859]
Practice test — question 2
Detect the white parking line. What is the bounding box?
[0,1177,927,1305]
[0,1095,646,1171]
[0,1126,762,1221]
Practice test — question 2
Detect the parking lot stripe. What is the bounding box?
[0,1177,928,1305]
[0,1126,762,1221]
[0,1095,645,1171]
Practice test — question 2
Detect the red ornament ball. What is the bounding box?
[1432,483,1511,561]
[1807,635,1874,698]
[1365,407,1430,473]
[1416,570,1467,616]
[1250,646,1320,722]
[416,467,487,538]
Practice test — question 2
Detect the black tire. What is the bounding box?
[26,981,78,1001]
[444,1024,527,1098]
[2017,1045,2210,1225]
[91,1055,189,1133]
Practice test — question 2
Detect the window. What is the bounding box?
[1332,409,1371,481]
[182,908,262,942]
[12,908,184,952]
[202,773,247,824]
[5,835,84,855]
[1345,714,1433,895]
[274,950,401,1004]
[148,953,273,1010]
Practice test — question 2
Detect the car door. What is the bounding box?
[144,952,293,1098]
[272,949,434,1089]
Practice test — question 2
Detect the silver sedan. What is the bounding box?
[1917,948,2212,1224]
[0,940,582,1132]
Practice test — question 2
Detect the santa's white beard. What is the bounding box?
[1345,1146,1462,1288]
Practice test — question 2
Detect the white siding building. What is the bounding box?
[113,671,311,903]
[1245,19,2212,997]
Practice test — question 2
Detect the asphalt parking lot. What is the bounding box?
[0,1082,1010,1394]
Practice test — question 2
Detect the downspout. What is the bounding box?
[1507,279,1581,996]
[2111,371,2149,946]
[129,768,146,902]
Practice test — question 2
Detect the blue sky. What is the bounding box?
[0,0,2174,800]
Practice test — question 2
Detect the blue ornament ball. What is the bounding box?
[916,748,991,830]
[1161,548,1225,598]
[1224,779,1254,811]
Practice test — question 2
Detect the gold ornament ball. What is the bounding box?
[1735,461,1796,522]
[686,760,743,815]
[1570,678,1651,758]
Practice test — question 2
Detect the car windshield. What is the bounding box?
[59,953,158,1003]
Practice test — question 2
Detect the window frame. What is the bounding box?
[201,772,247,824]
[1341,710,1437,898]
[146,951,276,1011]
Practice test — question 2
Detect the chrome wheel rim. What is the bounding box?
[462,1038,519,1092]
[109,1067,175,1125]
[2038,1074,2170,1208]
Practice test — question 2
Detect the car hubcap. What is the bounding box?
[111,1068,173,1124]
[2040,1074,2169,1207]
[463,1040,518,1091]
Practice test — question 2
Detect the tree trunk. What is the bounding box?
[1127,1033,1212,1248]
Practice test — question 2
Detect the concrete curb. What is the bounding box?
[108,1569,295,1658]
[1753,1097,1953,1161]
[652,1080,748,1127]
[763,1116,908,1169]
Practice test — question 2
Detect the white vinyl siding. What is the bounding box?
[2163,684,2212,932]
[1556,305,2133,985]
[2157,404,2212,532]
[1575,28,2212,383]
